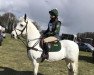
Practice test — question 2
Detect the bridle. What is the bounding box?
[14,20,42,52]
[16,21,28,36]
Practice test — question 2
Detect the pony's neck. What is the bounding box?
[27,20,41,40]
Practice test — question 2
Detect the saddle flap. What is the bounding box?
[48,41,61,52]
[40,38,61,52]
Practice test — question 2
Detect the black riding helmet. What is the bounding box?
[49,9,58,17]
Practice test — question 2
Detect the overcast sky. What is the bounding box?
[0,0,94,34]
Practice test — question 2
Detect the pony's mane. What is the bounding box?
[33,22,42,32]
[28,18,41,32]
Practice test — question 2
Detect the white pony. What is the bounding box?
[0,25,5,32]
[0,25,6,38]
[12,15,79,75]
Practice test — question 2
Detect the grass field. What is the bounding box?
[0,34,94,75]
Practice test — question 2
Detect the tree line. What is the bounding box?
[77,32,94,39]
[77,32,94,46]
[0,12,17,33]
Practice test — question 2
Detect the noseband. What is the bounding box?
[16,21,28,35]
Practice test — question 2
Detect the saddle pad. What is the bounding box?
[49,41,61,52]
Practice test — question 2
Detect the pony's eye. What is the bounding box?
[20,24,23,27]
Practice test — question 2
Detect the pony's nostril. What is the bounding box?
[13,34,14,36]
[12,34,14,37]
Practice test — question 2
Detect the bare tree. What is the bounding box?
[0,12,17,33]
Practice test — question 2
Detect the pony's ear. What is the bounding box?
[24,14,27,21]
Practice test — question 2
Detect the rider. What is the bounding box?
[41,9,61,62]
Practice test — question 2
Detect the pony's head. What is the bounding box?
[11,14,29,39]
[11,14,40,39]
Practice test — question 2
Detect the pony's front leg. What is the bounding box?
[32,59,39,75]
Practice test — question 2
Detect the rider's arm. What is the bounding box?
[43,25,49,35]
[54,21,61,35]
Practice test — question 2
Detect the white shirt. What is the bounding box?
[0,26,2,30]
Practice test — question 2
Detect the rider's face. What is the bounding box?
[50,15,56,19]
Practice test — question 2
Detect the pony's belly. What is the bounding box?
[48,50,65,61]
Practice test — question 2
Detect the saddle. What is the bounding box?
[40,38,61,52]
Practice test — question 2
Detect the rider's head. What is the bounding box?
[49,9,58,18]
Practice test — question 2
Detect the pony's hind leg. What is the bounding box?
[32,59,39,75]
[65,59,78,75]
[70,61,78,75]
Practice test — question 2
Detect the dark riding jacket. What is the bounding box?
[43,18,61,38]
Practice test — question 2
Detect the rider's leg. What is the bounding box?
[41,42,49,62]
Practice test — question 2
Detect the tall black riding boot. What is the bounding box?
[41,43,49,62]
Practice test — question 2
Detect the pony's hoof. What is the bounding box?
[41,54,48,62]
